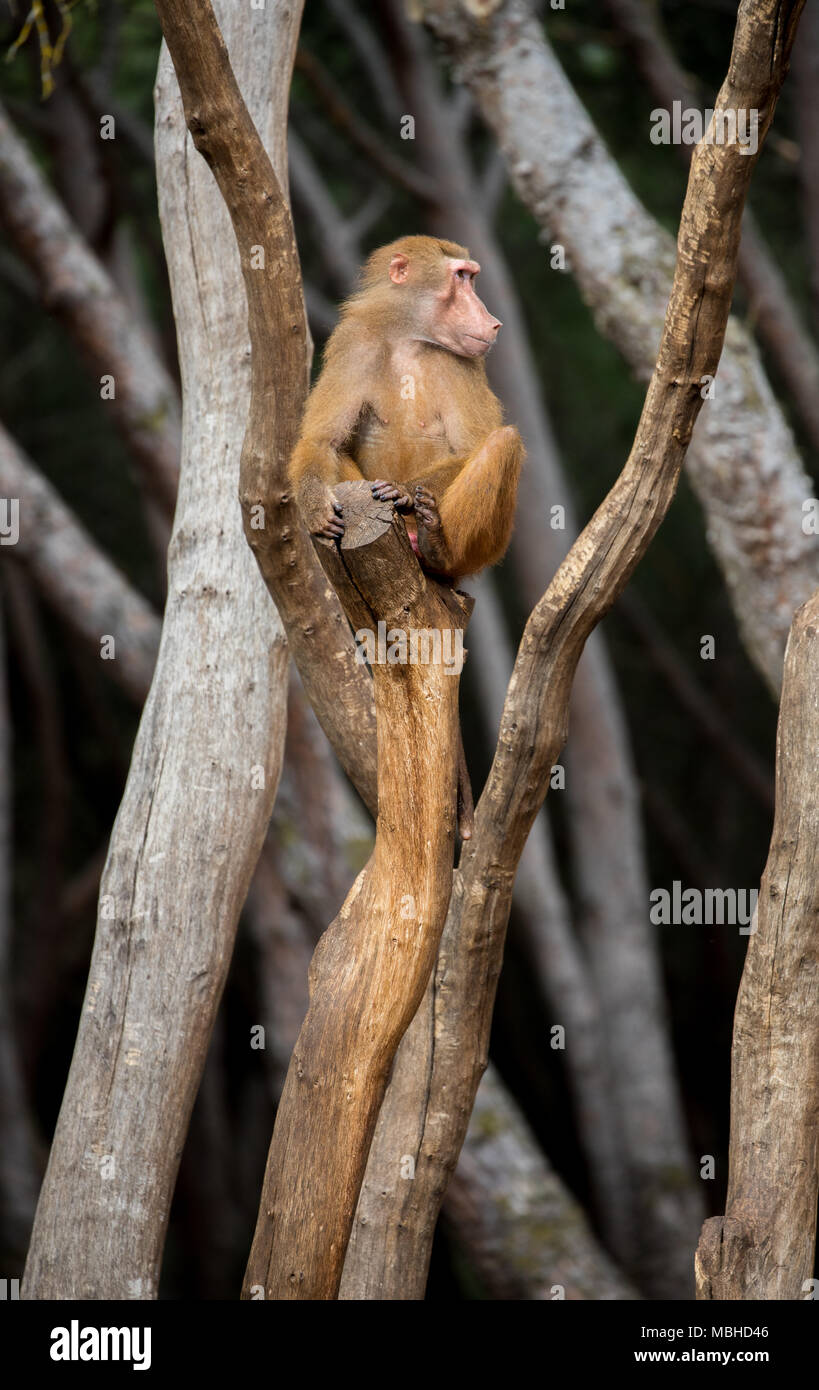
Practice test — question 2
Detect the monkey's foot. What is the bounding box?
[413,485,454,575]
[370,480,413,511]
[312,499,345,540]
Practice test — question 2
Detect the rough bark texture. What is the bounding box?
[419,0,818,695]
[250,813,634,1304]
[0,422,160,703]
[21,3,296,1299]
[444,1066,637,1301]
[341,0,803,1300]
[242,483,472,1300]
[607,0,819,458]
[696,588,819,1301]
[562,642,700,1296]
[398,0,717,1290]
[461,580,632,1258]
[334,3,698,1292]
[154,0,379,818]
[0,101,180,516]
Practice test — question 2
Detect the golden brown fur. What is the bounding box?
[290,235,524,579]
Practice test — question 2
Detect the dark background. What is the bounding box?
[0,0,814,1297]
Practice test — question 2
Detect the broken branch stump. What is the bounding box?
[242,481,472,1299]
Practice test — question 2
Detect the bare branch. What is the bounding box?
[792,0,819,336]
[617,591,774,811]
[0,599,41,1272]
[154,0,379,817]
[0,102,180,516]
[607,0,819,458]
[288,128,362,294]
[325,0,402,125]
[0,422,160,703]
[346,0,701,1298]
[356,0,804,1301]
[294,46,437,204]
[445,1066,638,1301]
[21,4,296,1299]
[696,585,819,1300]
[243,486,473,1300]
[421,0,818,694]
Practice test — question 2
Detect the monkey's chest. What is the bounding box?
[352,404,451,477]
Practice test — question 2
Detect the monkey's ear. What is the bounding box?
[389,253,410,285]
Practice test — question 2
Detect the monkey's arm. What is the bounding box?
[289,327,379,537]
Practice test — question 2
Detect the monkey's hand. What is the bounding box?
[413,485,454,576]
[296,475,345,541]
[310,494,345,541]
[370,480,413,511]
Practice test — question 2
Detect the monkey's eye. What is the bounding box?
[455,268,470,281]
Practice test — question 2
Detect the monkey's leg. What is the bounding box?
[435,426,523,577]
[413,485,454,575]
[338,454,367,482]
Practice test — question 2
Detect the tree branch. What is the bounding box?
[153,0,379,817]
[0,421,160,704]
[294,46,437,203]
[696,585,819,1300]
[420,0,818,695]
[606,0,819,459]
[242,484,472,1300]
[0,102,180,516]
[21,4,296,1298]
[348,0,803,1300]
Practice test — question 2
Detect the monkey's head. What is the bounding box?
[357,236,502,359]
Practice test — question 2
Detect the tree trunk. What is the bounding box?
[0,599,41,1273]
[696,588,819,1301]
[242,485,472,1300]
[444,1066,637,1301]
[21,1,299,1299]
[339,0,804,1300]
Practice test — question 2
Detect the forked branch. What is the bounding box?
[154,0,379,813]
[342,0,805,1301]
[242,482,472,1299]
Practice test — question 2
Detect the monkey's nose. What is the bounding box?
[490,318,502,334]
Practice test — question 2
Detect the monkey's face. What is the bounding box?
[389,251,502,359]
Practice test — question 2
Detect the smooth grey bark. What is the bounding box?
[418,0,819,695]
[606,0,819,458]
[0,422,160,703]
[343,0,702,1296]
[21,2,299,1298]
[445,1066,638,1301]
[0,101,180,515]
